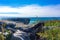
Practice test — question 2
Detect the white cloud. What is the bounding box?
[0,4,60,17]
[0,6,18,12]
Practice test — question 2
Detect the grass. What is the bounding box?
[0,34,4,40]
[37,20,60,40]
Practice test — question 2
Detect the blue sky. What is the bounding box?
[0,0,60,17]
[0,0,60,7]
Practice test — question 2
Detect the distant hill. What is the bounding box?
[1,18,30,24]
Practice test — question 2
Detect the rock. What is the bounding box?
[11,30,30,40]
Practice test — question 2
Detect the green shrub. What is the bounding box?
[37,27,60,40]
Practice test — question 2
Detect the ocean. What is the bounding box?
[0,17,60,24]
[29,17,60,24]
[30,17,60,21]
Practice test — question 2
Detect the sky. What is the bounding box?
[0,0,60,17]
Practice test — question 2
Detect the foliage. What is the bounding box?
[44,20,60,27]
[37,20,60,40]
[0,34,4,40]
